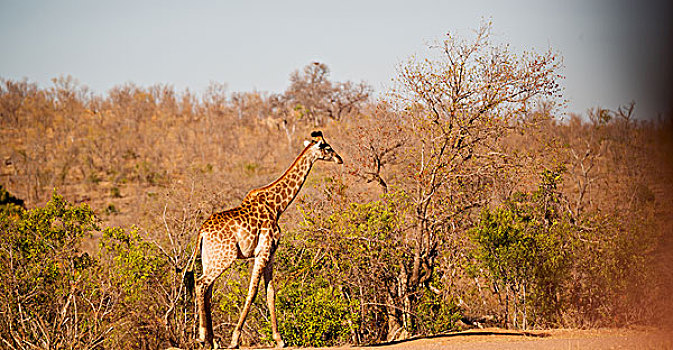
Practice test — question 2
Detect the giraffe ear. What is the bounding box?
[304,140,311,147]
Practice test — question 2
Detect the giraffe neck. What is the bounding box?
[248,145,316,218]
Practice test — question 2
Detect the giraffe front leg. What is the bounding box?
[263,257,285,348]
[229,254,269,349]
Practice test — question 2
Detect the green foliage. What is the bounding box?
[287,191,462,342]
[2,190,98,298]
[0,190,111,349]
[470,165,661,328]
[211,261,268,339]
[0,188,180,349]
[268,280,358,347]
[416,280,462,334]
[326,195,408,279]
[100,226,166,304]
[471,168,573,327]
[209,251,358,347]
[97,224,180,349]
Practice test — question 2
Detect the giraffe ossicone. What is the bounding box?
[188,131,342,349]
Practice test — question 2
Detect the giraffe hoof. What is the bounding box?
[275,340,286,348]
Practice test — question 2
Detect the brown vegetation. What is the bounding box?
[1,23,671,349]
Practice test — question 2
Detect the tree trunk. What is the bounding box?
[386,294,403,341]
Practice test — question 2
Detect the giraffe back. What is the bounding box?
[200,196,276,261]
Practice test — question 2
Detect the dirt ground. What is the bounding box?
[302,328,673,350]
[165,327,673,350]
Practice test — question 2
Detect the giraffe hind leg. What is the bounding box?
[196,279,213,348]
[197,257,236,349]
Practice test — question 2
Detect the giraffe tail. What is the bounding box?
[183,232,201,299]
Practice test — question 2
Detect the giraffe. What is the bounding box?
[189,130,342,349]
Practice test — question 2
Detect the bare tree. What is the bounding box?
[284,62,372,126]
[381,22,562,337]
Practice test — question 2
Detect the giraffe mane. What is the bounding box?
[246,143,314,197]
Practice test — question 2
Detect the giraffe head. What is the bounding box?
[303,131,343,164]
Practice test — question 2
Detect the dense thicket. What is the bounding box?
[1,24,671,349]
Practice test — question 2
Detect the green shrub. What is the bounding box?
[100,226,166,304]
[97,225,182,349]
[266,280,358,347]
[416,280,462,334]
[470,169,573,328]
[0,190,111,349]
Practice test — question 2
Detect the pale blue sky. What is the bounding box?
[1,0,671,119]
